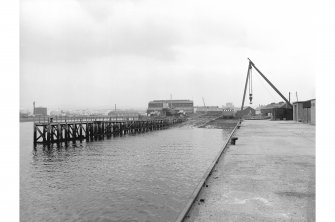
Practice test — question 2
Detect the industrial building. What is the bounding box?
[195,106,222,115]
[293,99,315,125]
[34,107,47,116]
[147,100,194,116]
[261,102,293,120]
[261,102,286,115]
[33,102,47,116]
[194,106,234,118]
[236,106,255,118]
[222,108,235,118]
[108,110,140,117]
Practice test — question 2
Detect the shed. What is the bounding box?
[293,99,315,125]
[272,108,293,120]
[236,106,255,118]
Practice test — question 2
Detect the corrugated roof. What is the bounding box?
[261,102,287,110]
[292,98,315,104]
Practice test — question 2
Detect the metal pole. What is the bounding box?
[289,92,291,103]
[296,91,299,102]
[241,61,252,111]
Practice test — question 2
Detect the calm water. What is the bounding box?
[20,122,233,222]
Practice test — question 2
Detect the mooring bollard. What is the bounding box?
[231,137,238,145]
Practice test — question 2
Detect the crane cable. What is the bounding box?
[249,67,253,104]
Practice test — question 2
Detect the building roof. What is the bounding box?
[292,98,316,104]
[261,102,287,110]
[149,100,193,103]
[243,106,255,110]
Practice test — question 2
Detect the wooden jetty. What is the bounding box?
[33,116,184,146]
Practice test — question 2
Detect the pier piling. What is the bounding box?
[33,117,184,146]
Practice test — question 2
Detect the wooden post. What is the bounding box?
[94,123,97,139]
[47,125,51,144]
[86,123,89,141]
[119,123,122,136]
[90,123,93,140]
[79,123,83,141]
[72,124,76,142]
[33,124,37,145]
[60,124,64,142]
[57,124,60,143]
[102,122,105,136]
[65,124,69,142]
[50,125,54,143]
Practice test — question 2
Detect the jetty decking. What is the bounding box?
[33,116,184,146]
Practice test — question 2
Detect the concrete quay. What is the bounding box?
[185,120,315,222]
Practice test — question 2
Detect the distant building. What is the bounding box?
[147,100,194,115]
[222,108,235,118]
[33,101,47,116]
[260,102,292,120]
[34,107,47,116]
[293,99,315,125]
[108,110,140,117]
[195,106,221,113]
[195,106,223,116]
[255,105,264,115]
[236,106,255,118]
[260,102,287,116]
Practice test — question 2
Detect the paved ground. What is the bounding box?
[184,120,315,222]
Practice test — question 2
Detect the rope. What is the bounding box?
[248,68,253,104]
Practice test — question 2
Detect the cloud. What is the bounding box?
[21,13,181,63]
[20,0,315,110]
[21,18,181,63]
[20,0,249,64]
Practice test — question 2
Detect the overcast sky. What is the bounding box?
[20,0,316,111]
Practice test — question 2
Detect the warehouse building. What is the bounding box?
[293,99,315,125]
[34,107,47,116]
[261,102,293,120]
[147,100,194,115]
[195,106,222,114]
[33,102,47,116]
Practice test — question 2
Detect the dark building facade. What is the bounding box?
[260,102,293,120]
[34,107,47,116]
[271,108,293,120]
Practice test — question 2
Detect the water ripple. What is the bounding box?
[21,122,233,222]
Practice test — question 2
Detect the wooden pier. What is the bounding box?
[33,116,184,146]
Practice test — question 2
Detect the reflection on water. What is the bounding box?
[21,122,233,222]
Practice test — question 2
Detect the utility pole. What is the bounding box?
[296,91,298,102]
[289,92,291,103]
[115,104,116,111]
[287,92,291,108]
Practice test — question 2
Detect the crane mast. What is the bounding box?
[241,59,293,111]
